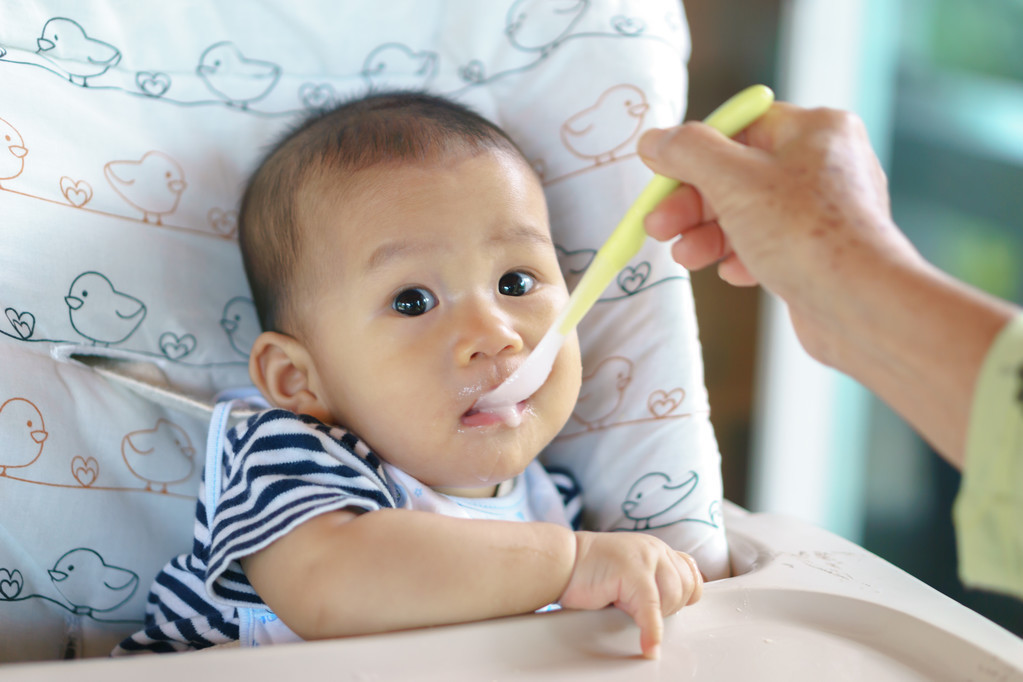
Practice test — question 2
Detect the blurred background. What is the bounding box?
[683,0,1023,636]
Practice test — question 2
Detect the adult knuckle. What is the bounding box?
[816,107,864,136]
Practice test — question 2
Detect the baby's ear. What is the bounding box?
[249,331,332,422]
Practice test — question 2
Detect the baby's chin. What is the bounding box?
[420,448,537,496]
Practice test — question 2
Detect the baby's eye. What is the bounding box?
[498,271,535,297]
[392,287,437,316]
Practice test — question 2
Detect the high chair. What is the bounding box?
[1,1,1021,678]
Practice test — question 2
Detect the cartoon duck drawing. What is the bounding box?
[36,17,121,86]
[554,245,595,290]
[572,356,632,428]
[562,84,650,165]
[65,271,147,346]
[0,397,47,476]
[505,0,589,55]
[121,419,196,493]
[196,41,280,108]
[0,117,28,188]
[48,548,138,615]
[622,471,698,530]
[104,151,186,225]
[361,43,438,89]
[220,296,261,358]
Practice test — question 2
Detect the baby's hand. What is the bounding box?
[560,531,703,659]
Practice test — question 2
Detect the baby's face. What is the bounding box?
[294,150,581,496]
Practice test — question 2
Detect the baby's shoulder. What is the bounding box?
[226,408,382,467]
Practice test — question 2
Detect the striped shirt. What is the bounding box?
[114,409,581,654]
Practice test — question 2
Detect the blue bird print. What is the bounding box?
[36,18,121,86]
[622,471,698,530]
[220,296,261,357]
[197,42,280,108]
[505,0,588,55]
[361,43,438,89]
[48,548,138,615]
[65,272,146,346]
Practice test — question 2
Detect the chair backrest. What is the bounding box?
[0,0,726,660]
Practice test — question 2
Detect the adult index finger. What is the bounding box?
[637,122,764,200]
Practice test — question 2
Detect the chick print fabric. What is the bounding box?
[0,0,724,661]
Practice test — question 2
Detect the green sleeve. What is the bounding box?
[954,313,1023,598]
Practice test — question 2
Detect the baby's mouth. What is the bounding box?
[462,400,526,428]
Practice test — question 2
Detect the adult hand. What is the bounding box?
[560,531,703,659]
[637,103,924,365]
[639,103,917,289]
[637,101,1017,466]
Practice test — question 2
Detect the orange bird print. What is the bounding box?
[561,84,650,165]
[0,397,48,476]
[104,151,187,225]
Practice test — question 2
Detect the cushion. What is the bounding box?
[0,0,724,660]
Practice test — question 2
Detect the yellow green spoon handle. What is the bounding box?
[475,85,774,413]
[556,84,775,334]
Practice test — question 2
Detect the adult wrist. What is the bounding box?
[777,215,925,371]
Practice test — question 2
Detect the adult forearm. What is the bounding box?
[796,246,1018,468]
[247,509,577,639]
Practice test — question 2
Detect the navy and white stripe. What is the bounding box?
[114,409,580,654]
[547,467,583,530]
[114,409,396,654]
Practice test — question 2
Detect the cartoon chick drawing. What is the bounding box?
[361,43,438,89]
[48,548,138,615]
[572,356,632,428]
[220,296,261,358]
[36,17,121,86]
[505,0,588,55]
[121,419,196,493]
[104,151,187,225]
[196,41,280,108]
[561,84,649,165]
[0,397,48,476]
[65,271,147,346]
[0,117,28,188]
[622,471,698,531]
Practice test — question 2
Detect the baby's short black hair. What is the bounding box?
[238,91,528,334]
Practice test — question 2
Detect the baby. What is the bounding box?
[116,92,701,659]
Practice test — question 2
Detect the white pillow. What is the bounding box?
[0,0,724,660]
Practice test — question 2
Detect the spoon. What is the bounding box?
[475,84,775,420]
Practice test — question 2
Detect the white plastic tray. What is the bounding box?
[6,503,1023,680]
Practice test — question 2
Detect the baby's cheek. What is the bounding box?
[561,335,584,395]
[550,339,584,430]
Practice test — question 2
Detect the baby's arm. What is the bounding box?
[241,508,701,658]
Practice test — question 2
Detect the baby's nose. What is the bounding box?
[455,305,524,365]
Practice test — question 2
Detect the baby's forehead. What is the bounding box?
[303,145,541,212]
[299,148,549,245]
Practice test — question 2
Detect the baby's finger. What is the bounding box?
[658,552,695,616]
[654,555,686,616]
[638,605,664,660]
[617,591,664,660]
[677,551,704,606]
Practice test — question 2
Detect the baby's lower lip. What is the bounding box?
[461,401,525,427]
